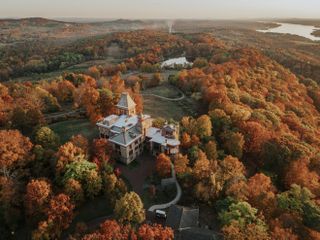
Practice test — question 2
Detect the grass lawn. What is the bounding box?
[142,84,182,98]
[50,119,99,143]
[143,95,199,121]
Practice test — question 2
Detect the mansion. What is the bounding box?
[96,92,180,164]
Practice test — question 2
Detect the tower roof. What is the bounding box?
[116,92,136,110]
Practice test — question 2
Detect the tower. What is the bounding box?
[116,92,136,116]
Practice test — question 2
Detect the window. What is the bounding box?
[129,150,133,156]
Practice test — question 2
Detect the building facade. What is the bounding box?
[96,92,180,164]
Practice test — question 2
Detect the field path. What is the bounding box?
[141,87,185,101]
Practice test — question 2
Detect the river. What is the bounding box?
[257,22,320,41]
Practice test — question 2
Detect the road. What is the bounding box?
[148,163,182,212]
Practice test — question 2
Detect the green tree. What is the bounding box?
[218,201,261,228]
[62,160,102,198]
[34,126,60,150]
[303,201,320,231]
[114,192,145,224]
[277,184,314,215]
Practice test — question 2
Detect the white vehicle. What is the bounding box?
[155,210,167,219]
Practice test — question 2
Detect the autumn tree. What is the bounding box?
[55,141,85,174]
[245,173,276,218]
[222,131,245,159]
[103,173,127,207]
[73,81,101,123]
[0,176,22,234]
[33,194,75,239]
[193,154,245,203]
[270,220,299,240]
[91,138,112,167]
[219,155,245,184]
[97,88,115,117]
[156,153,172,178]
[70,134,89,155]
[11,107,45,134]
[181,115,212,138]
[0,130,33,176]
[82,220,135,240]
[196,114,212,138]
[285,157,320,197]
[149,73,162,87]
[114,192,145,224]
[133,94,143,114]
[240,121,272,157]
[64,178,84,203]
[173,154,190,176]
[110,74,125,94]
[181,132,192,149]
[49,80,75,103]
[204,140,218,160]
[193,150,211,181]
[25,179,51,217]
[137,224,174,240]
[152,117,166,128]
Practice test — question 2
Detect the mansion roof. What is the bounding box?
[146,127,180,147]
[116,92,136,110]
[109,126,141,146]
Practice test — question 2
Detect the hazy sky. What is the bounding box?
[0,0,319,19]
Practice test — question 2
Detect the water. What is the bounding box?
[257,23,320,41]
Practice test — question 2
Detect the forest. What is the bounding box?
[0,26,320,240]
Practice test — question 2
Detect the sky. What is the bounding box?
[0,0,319,19]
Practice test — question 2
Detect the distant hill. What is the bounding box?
[0,17,75,27]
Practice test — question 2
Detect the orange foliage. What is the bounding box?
[285,157,320,196]
[246,173,277,218]
[156,153,172,178]
[55,142,85,174]
[47,194,75,234]
[137,224,174,240]
[91,138,112,167]
[173,154,190,175]
[0,130,33,173]
[25,179,51,216]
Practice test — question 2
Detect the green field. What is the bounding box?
[142,84,182,98]
[142,85,199,120]
[50,119,99,143]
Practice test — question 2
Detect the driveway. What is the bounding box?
[116,152,155,196]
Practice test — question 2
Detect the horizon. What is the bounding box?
[0,0,319,20]
[1,16,320,23]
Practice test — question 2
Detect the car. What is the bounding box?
[155,210,167,219]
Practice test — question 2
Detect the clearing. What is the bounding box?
[50,119,99,143]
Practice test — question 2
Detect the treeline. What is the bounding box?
[161,46,320,239]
